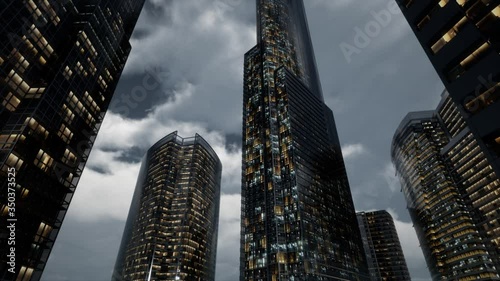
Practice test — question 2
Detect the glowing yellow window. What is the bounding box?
[62,149,77,165]
[17,266,34,281]
[58,124,74,144]
[2,92,21,112]
[34,149,54,172]
[4,153,24,171]
[34,222,53,243]
[25,117,48,139]
[493,6,500,17]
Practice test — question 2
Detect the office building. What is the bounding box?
[240,1,369,280]
[396,2,500,274]
[391,99,499,279]
[396,0,500,174]
[112,132,222,281]
[357,210,411,281]
[437,90,500,267]
[0,1,145,280]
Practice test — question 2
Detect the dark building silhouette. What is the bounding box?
[391,93,500,280]
[112,132,221,281]
[240,0,369,280]
[0,1,145,280]
[356,210,411,281]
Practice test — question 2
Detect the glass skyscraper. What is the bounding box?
[112,132,222,281]
[396,0,500,276]
[396,0,500,173]
[391,91,500,280]
[437,91,500,267]
[0,1,145,280]
[240,1,368,280]
[356,211,411,281]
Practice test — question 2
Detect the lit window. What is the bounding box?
[62,104,75,123]
[26,87,45,99]
[465,82,500,114]
[493,6,500,17]
[34,149,54,172]
[34,222,53,243]
[3,153,24,171]
[447,43,490,80]
[6,70,30,96]
[62,149,77,165]
[460,42,489,68]
[0,134,25,149]
[29,24,54,56]
[57,124,74,144]
[17,266,34,281]
[13,52,30,73]
[63,66,73,80]
[39,55,46,65]
[20,188,29,199]
[2,92,21,112]
[25,118,48,138]
[431,17,467,54]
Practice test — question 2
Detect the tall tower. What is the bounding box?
[391,109,499,280]
[0,1,145,280]
[240,1,368,280]
[356,210,411,281]
[112,132,222,281]
[437,91,500,267]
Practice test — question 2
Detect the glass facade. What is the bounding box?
[396,0,500,159]
[0,1,145,280]
[391,102,499,280]
[240,1,368,280]
[437,91,500,269]
[112,132,222,281]
[356,211,411,281]
[396,1,500,276]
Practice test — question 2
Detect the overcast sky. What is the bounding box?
[42,0,445,280]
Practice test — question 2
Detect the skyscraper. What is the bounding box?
[396,0,500,174]
[356,210,411,281]
[391,94,500,279]
[240,1,368,280]
[437,91,500,267]
[112,132,222,281]
[0,1,145,280]
[396,0,500,273]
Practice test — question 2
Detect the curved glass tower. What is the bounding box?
[112,132,222,281]
[240,1,368,280]
[391,111,499,280]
